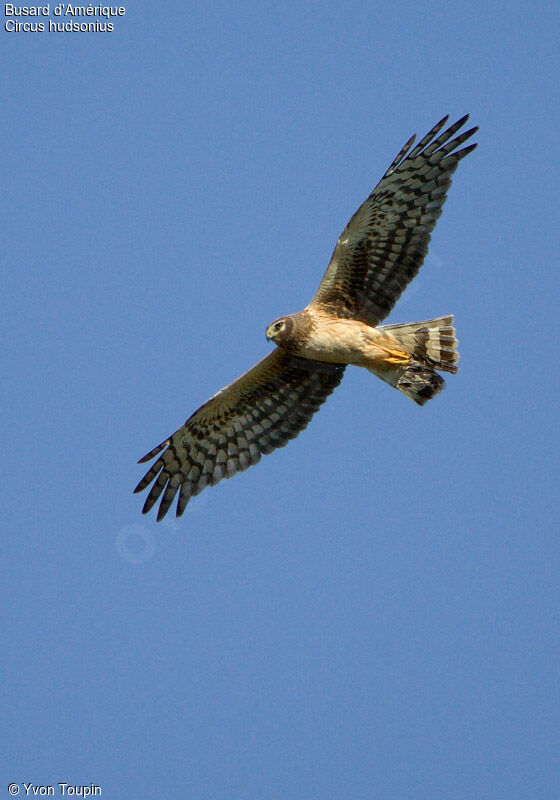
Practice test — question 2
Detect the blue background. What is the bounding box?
[3,2,559,798]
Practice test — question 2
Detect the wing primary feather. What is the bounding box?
[437,126,478,158]
[133,459,164,493]
[406,114,451,159]
[138,439,170,464]
[422,114,470,157]
[386,133,416,174]
[176,481,193,517]
[156,475,182,522]
[439,126,479,160]
[141,470,169,514]
[451,141,478,161]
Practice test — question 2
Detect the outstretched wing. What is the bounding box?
[134,349,345,520]
[310,115,478,326]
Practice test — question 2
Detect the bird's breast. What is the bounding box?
[293,318,372,364]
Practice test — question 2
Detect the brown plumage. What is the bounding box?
[135,115,477,519]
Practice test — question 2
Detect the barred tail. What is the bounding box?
[394,363,445,405]
[375,316,459,405]
[379,316,459,373]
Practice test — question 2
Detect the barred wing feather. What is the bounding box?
[310,115,478,325]
[134,349,345,520]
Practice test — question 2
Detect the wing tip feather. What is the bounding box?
[454,141,478,160]
[137,438,170,464]
[156,505,168,523]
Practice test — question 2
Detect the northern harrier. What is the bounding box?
[135,114,477,520]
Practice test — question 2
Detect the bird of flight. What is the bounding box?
[135,114,477,520]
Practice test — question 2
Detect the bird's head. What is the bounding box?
[266,316,294,346]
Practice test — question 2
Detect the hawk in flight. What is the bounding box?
[135,114,477,520]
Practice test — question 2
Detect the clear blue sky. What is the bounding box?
[3,2,559,798]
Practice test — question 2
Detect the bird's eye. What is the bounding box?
[275,321,284,331]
